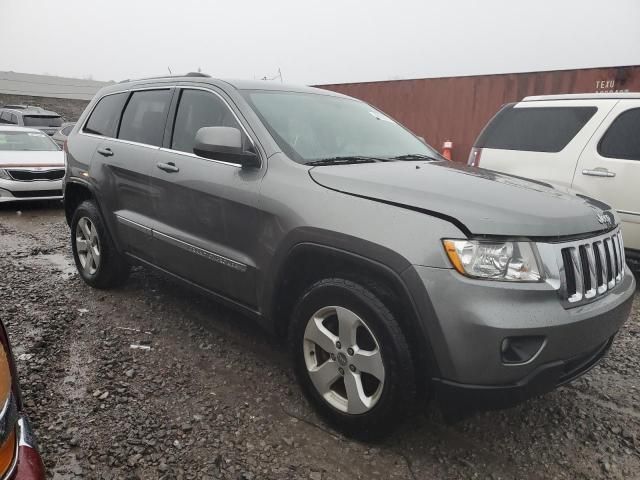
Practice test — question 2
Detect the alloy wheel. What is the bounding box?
[75,217,101,275]
[303,306,385,414]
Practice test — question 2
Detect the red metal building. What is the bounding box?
[318,65,640,162]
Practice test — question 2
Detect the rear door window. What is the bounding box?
[84,92,128,137]
[598,108,640,161]
[118,89,171,147]
[476,105,597,152]
[171,89,246,154]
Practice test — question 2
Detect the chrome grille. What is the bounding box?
[560,228,625,304]
[7,169,64,181]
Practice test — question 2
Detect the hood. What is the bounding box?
[309,161,617,238]
[0,150,65,169]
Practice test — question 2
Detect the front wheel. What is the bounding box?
[289,278,416,439]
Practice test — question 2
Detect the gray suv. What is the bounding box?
[63,74,636,438]
[0,105,64,136]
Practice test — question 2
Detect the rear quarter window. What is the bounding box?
[0,112,17,124]
[598,108,640,161]
[84,93,128,137]
[476,105,597,153]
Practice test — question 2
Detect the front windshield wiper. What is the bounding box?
[390,153,442,161]
[306,156,387,166]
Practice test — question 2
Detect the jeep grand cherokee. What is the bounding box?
[63,74,635,438]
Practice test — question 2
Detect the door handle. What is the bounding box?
[157,162,179,173]
[582,168,616,178]
[97,147,113,157]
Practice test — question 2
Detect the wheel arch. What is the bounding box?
[264,230,442,392]
[64,178,124,254]
[64,178,95,226]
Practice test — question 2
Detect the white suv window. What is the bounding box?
[598,108,640,161]
[476,105,597,153]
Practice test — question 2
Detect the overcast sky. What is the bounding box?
[1,0,639,85]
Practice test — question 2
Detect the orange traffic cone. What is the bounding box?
[442,140,453,161]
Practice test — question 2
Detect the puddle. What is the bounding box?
[29,253,77,278]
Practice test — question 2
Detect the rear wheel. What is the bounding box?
[290,278,416,439]
[71,200,129,288]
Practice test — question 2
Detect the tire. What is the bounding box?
[289,278,416,439]
[70,200,130,289]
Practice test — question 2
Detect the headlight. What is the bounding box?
[0,170,10,180]
[443,239,542,282]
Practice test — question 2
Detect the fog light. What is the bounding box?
[501,336,546,364]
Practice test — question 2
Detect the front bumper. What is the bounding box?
[7,416,45,480]
[433,335,614,419]
[0,178,63,203]
[405,264,635,412]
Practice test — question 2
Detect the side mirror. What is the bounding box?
[193,126,260,168]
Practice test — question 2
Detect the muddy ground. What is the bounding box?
[0,202,639,480]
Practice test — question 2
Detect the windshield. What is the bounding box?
[22,115,63,127]
[242,90,441,164]
[0,130,60,151]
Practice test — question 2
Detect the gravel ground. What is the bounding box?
[0,202,639,480]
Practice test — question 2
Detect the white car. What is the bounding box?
[52,122,76,148]
[469,93,640,270]
[0,126,65,202]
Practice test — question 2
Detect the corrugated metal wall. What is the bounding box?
[0,71,111,100]
[318,65,640,162]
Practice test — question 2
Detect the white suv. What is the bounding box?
[469,93,640,270]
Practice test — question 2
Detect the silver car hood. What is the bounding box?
[309,160,617,238]
[0,150,65,168]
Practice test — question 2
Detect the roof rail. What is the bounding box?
[118,72,211,84]
[186,72,211,77]
[523,92,640,101]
